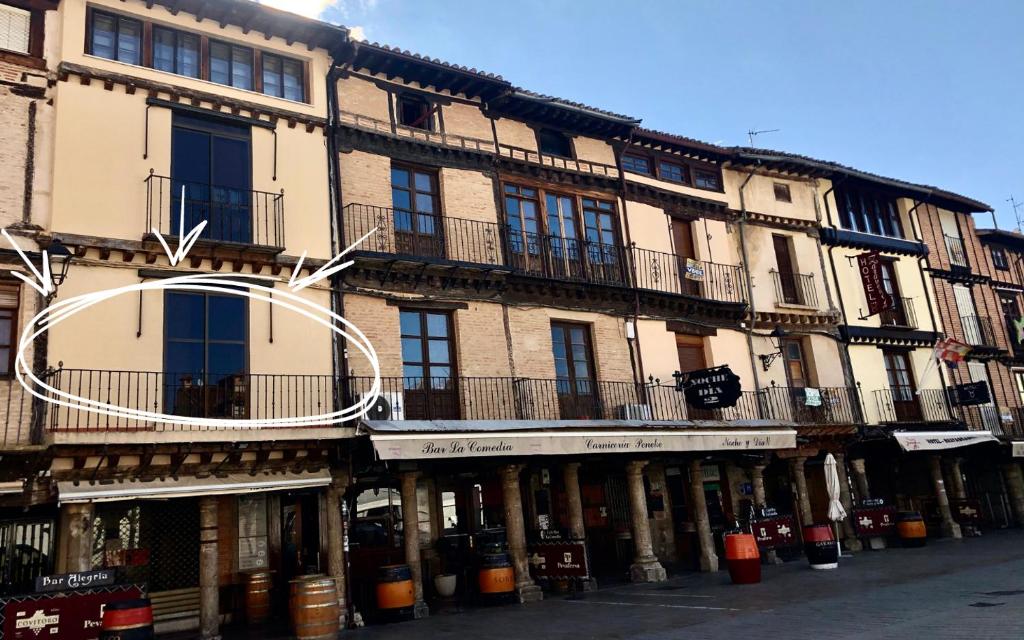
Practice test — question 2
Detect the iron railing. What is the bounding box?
[1,379,34,447]
[879,296,918,329]
[1006,408,1024,438]
[873,388,954,424]
[145,172,285,249]
[770,270,818,308]
[760,385,861,425]
[957,405,1004,433]
[960,315,998,348]
[631,248,745,304]
[944,233,969,268]
[43,369,336,432]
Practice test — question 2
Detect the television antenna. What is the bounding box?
[747,128,780,147]
[1008,195,1024,232]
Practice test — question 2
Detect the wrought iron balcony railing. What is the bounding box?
[873,388,954,424]
[879,296,918,329]
[145,172,285,250]
[956,405,1004,434]
[960,315,998,348]
[43,369,335,433]
[1006,408,1024,438]
[760,385,861,425]
[631,248,746,304]
[770,270,818,308]
[944,233,969,268]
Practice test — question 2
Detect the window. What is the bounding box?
[694,169,720,190]
[782,339,809,388]
[882,349,920,421]
[992,247,1010,270]
[391,165,441,257]
[621,154,651,175]
[772,234,800,305]
[537,129,573,158]
[774,183,792,203]
[0,3,30,55]
[659,160,688,184]
[834,186,904,238]
[396,94,433,131]
[676,334,706,374]
[89,10,142,65]
[400,310,457,419]
[551,322,597,419]
[1015,371,1024,406]
[504,184,542,266]
[1000,293,1021,350]
[262,53,304,102]
[0,284,18,376]
[153,27,199,78]
[210,40,253,90]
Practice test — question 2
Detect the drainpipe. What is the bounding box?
[614,130,647,389]
[736,168,763,414]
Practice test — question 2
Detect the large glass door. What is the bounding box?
[391,166,443,258]
[400,310,457,419]
[551,322,598,419]
[545,193,583,280]
[504,184,543,274]
[582,198,624,285]
[883,350,920,421]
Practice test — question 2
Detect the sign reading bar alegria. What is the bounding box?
[35,570,115,593]
[856,251,894,317]
[683,365,742,410]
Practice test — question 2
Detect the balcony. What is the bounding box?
[145,173,285,252]
[879,296,918,329]
[349,377,858,425]
[1005,408,1024,438]
[944,233,969,269]
[631,248,745,304]
[770,270,818,308]
[43,369,337,438]
[873,388,954,425]
[957,405,1004,434]
[960,315,998,348]
[496,144,619,179]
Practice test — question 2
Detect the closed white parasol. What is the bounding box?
[824,453,848,559]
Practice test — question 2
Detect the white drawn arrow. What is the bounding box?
[288,227,377,292]
[3,228,53,298]
[151,186,208,266]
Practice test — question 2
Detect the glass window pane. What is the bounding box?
[179,33,200,78]
[208,343,245,376]
[403,365,423,382]
[414,172,433,192]
[153,28,175,72]
[414,193,434,213]
[165,293,205,340]
[0,347,8,375]
[426,313,448,337]
[208,296,245,341]
[232,46,253,90]
[391,167,410,187]
[392,189,411,211]
[263,55,282,97]
[210,42,230,85]
[117,17,141,65]
[165,342,204,377]
[399,311,421,336]
[428,339,450,364]
[401,337,423,363]
[283,59,303,101]
[91,13,116,59]
[429,366,451,380]
[0,318,11,346]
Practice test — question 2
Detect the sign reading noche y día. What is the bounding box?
[371,429,796,460]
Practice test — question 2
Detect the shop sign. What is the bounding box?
[952,499,982,524]
[751,514,797,549]
[856,251,894,317]
[861,498,885,507]
[682,366,742,410]
[894,431,998,452]
[852,506,896,536]
[526,540,589,580]
[1,585,143,640]
[35,570,114,594]
[684,258,705,281]
[947,382,991,406]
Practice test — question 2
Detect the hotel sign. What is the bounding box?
[856,251,894,317]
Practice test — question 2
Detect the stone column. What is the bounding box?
[789,456,813,527]
[58,502,95,573]
[624,460,669,581]
[945,459,967,501]
[928,455,962,539]
[1002,463,1024,528]
[325,474,349,625]
[834,453,862,552]
[686,459,718,573]
[563,462,586,541]
[849,458,871,502]
[750,464,767,511]
[400,472,429,618]
[199,496,220,640]
[500,464,543,603]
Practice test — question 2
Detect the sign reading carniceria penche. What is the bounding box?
[681,365,742,410]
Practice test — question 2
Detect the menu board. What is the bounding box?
[238,495,269,571]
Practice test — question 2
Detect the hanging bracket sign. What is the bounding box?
[948,381,991,406]
[681,365,742,410]
[856,250,894,317]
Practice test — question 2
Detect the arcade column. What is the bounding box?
[500,464,543,603]
[1002,462,1024,528]
[686,459,718,573]
[57,502,95,573]
[833,453,862,552]
[789,456,813,527]
[928,455,963,539]
[325,473,350,624]
[199,496,220,640]
[624,460,668,581]
[400,471,430,618]
[563,462,586,541]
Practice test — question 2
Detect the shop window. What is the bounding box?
[537,128,573,158]
[659,160,688,184]
[774,182,792,203]
[0,3,30,55]
[0,284,18,377]
[622,154,651,175]
[397,94,434,131]
[992,246,1010,270]
[262,52,305,102]
[210,40,253,91]
[89,10,141,65]
[153,26,199,78]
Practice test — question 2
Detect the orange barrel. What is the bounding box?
[244,571,272,624]
[724,533,761,585]
[897,511,927,548]
[100,598,154,640]
[376,564,416,610]
[803,525,838,570]
[291,576,340,640]
[478,552,516,595]
[289,574,326,623]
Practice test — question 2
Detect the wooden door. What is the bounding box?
[883,350,921,421]
[879,260,908,326]
[392,165,443,258]
[672,219,701,296]
[551,322,598,419]
[582,198,625,285]
[545,193,584,280]
[773,235,799,304]
[677,335,715,419]
[400,310,458,419]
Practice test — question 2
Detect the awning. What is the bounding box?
[894,431,999,452]
[58,470,332,504]
[365,422,797,461]
[1013,441,1024,458]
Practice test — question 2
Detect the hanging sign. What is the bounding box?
[684,258,705,281]
[947,381,991,406]
[751,514,797,549]
[682,365,742,410]
[852,506,896,536]
[526,540,589,580]
[35,570,114,594]
[856,251,894,317]
[2,585,144,640]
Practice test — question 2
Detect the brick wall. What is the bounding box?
[506,306,633,381]
[0,84,31,226]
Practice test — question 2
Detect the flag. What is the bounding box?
[1014,316,1024,345]
[933,337,971,363]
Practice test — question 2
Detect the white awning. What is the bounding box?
[1013,441,1024,458]
[0,481,23,495]
[370,428,796,461]
[894,431,999,452]
[58,470,332,504]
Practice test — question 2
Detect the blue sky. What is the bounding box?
[311,0,1022,228]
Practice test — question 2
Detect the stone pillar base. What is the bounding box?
[582,577,599,592]
[940,521,963,540]
[698,551,719,573]
[867,536,886,550]
[844,537,863,552]
[413,600,430,619]
[630,559,667,583]
[516,583,544,603]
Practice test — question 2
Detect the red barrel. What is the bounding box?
[100,599,154,640]
[724,533,761,585]
[803,525,838,570]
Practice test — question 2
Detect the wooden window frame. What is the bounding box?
[658,159,689,185]
[261,51,305,103]
[399,308,459,385]
[395,93,436,131]
[86,7,143,66]
[0,1,45,68]
[773,182,792,203]
[991,246,1010,271]
[835,186,905,239]
[501,179,622,247]
[621,147,723,193]
[536,128,576,160]
[151,24,200,78]
[550,320,599,384]
[208,38,254,91]
[621,153,652,175]
[0,283,19,378]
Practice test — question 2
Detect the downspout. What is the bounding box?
[736,167,763,413]
[615,130,647,389]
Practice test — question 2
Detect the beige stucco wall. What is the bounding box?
[827,246,936,332]
[848,344,944,425]
[572,135,616,166]
[721,170,820,222]
[625,201,672,255]
[440,100,493,143]
[745,226,825,312]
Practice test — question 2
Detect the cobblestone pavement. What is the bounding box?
[347,531,1024,640]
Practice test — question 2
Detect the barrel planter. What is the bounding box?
[376,564,416,611]
[896,511,927,548]
[100,598,154,640]
[243,571,272,625]
[724,533,761,585]
[289,574,326,623]
[291,576,340,640]
[802,525,838,570]
[478,552,516,598]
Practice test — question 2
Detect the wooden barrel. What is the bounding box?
[724,533,761,584]
[289,574,326,622]
[376,564,415,610]
[100,598,154,640]
[478,553,516,595]
[802,525,838,570]
[291,576,339,640]
[244,571,272,625]
[897,511,927,547]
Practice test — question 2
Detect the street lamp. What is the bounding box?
[45,239,73,301]
[758,326,787,371]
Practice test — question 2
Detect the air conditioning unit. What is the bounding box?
[618,403,653,421]
[361,391,404,421]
